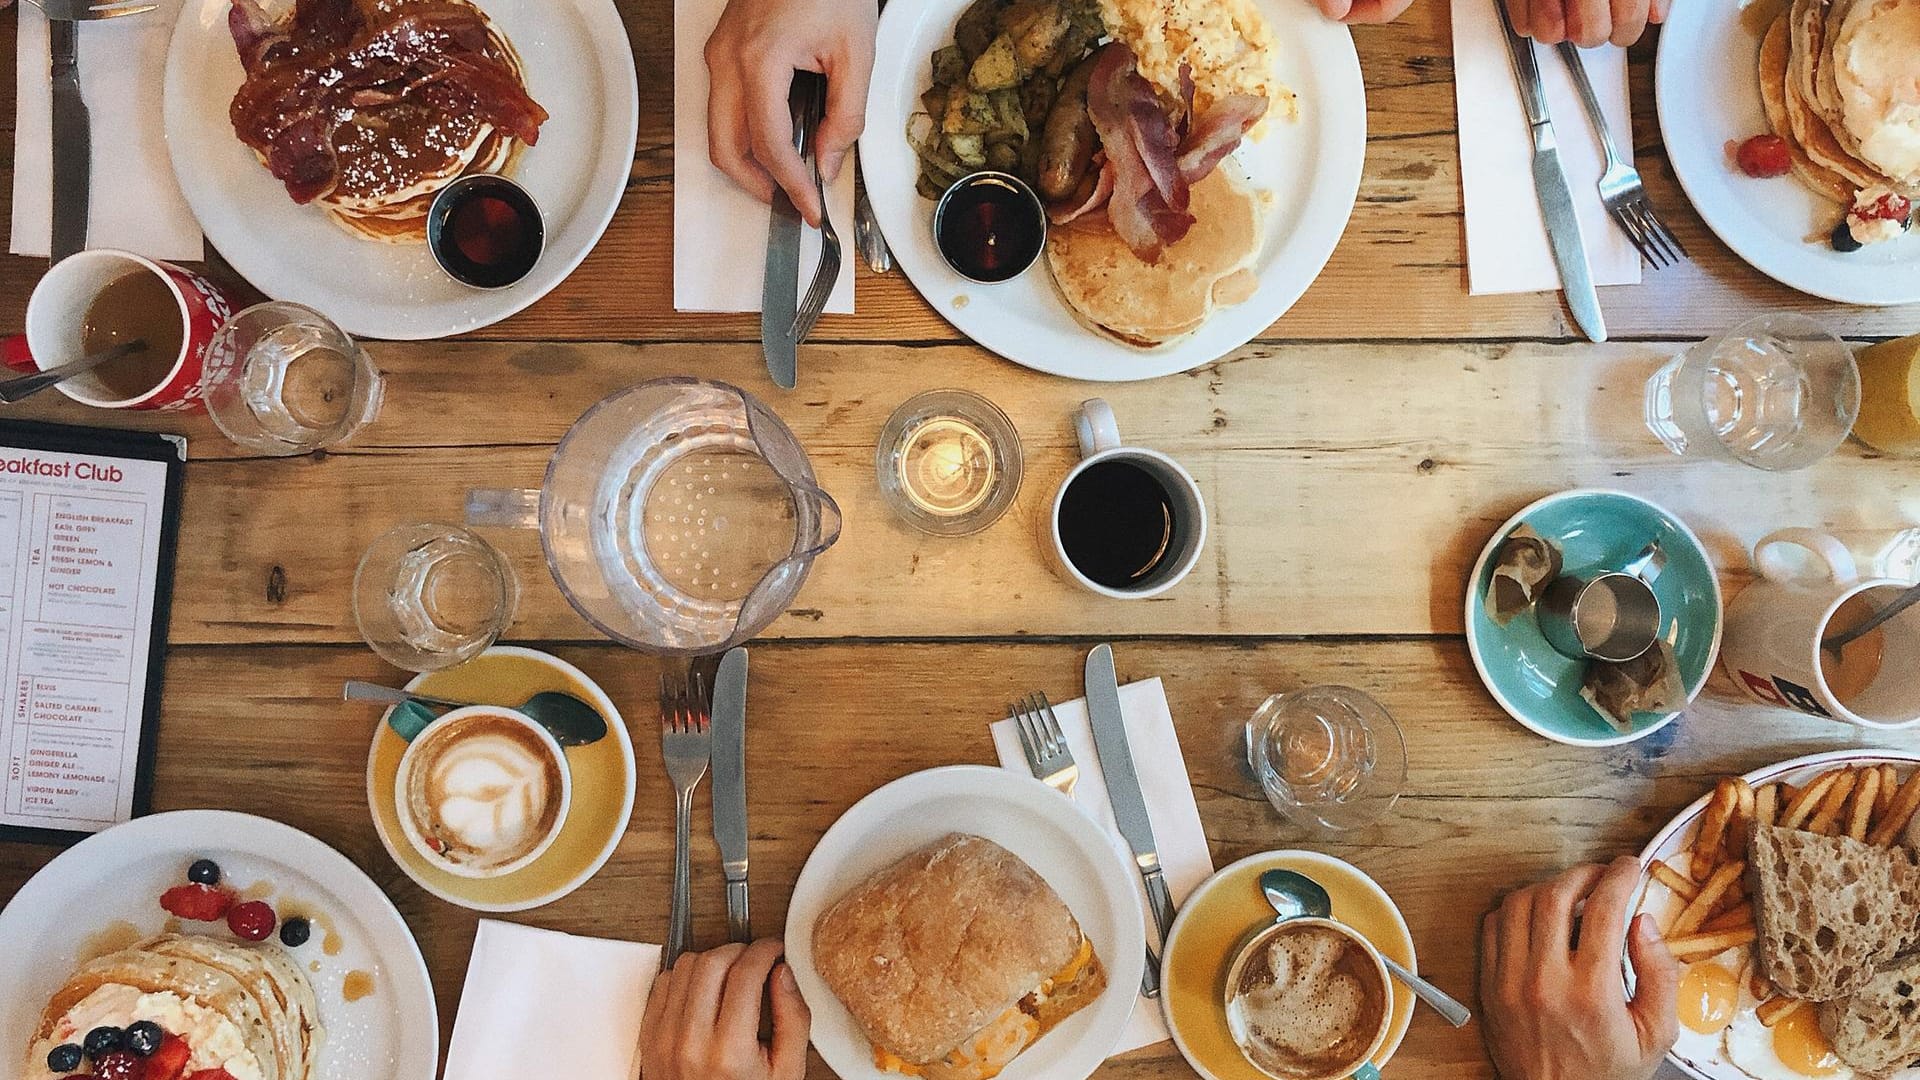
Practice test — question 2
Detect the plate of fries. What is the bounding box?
[1632,750,1920,1080]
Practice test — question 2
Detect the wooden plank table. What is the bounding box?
[3,0,1919,1077]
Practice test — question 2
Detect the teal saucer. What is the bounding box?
[1465,489,1723,746]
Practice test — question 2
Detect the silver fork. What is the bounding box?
[1556,42,1687,268]
[1012,693,1078,797]
[26,0,157,19]
[1010,692,1161,998]
[660,670,712,970]
[791,73,842,344]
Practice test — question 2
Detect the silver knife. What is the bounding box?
[49,18,90,262]
[1495,3,1607,343]
[711,647,751,943]
[1085,643,1174,999]
[761,82,809,390]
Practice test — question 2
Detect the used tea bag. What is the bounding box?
[1485,524,1563,625]
[1582,640,1686,732]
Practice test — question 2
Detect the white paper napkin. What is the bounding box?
[988,677,1215,1056]
[1452,0,1642,295]
[445,920,663,1080]
[11,1,202,260]
[671,0,854,314]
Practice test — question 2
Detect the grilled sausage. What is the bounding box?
[1035,53,1100,202]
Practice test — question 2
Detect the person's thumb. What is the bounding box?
[1312,0,1356,20]
[769,963,812,1075]
[1625,913,1680,1053]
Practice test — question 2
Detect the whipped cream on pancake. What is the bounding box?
[31,985,266,1080]
[1831,0,1920,184]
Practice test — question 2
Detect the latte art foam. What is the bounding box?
[1227,924,1388,1080]
[404,711,566,873]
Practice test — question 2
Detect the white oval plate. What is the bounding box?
[861,0,1366,381]
[785,766,1147,1080]
[1654,2,1920,305]
[0,810,438,1080]
[161,0,638,340]
[1631,749,1920,1080]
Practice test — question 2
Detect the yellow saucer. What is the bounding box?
[366,646,636,912]
[1162,850,1417,1080]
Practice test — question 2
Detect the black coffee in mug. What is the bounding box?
[1057,459,1184,589]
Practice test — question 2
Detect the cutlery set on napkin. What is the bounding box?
[1453,0,1687,342]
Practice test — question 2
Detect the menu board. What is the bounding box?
[0,422,183,844]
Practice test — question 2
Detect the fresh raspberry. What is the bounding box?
[92,1052,140,1080]
[160,883,232,922]
[1735,134,1792,178]
[226,900,276,942]
[143,1035,191,1080]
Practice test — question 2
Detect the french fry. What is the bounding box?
[1708,881,1749,918]
[1781,771,1841,831]
[1671,860,1746,938]
[1780,781,1802,807]
[1879,764,1900,818]
[1728,779,1758,859]
[1755,783,1780,831]
[1700,905,1756,933]
[1869,768,1920,847]
[1694,778,1738,867]
[1757,997,1801,1027]
[1669,925,1759,962]
[1807,769,1859,836]
[1850,765,1883,842]
[1650,860,1700,903]
[1749,971,1773,1000]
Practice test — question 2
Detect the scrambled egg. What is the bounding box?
[1095,0,1296,122]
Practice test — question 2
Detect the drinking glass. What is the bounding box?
[875,389,1023,536]
[1246,686,1405,832]
[1643,313,1860,471]
[202,302,383,455]
[354,523,517,672]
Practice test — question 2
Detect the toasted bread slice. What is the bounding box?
[1750,825,1920,1001]
[1821,952,1920,1078]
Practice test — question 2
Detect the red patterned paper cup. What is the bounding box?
[19,249,241,412]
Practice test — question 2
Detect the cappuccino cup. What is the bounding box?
[395,706,572,878]
[1223,917,1392,1080]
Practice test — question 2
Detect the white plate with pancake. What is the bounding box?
[162,0,638,340]
[785,765,1148,1080]
[861,0,1365,381]
[1655,0,1920,306]
[1631,749,1920,1080]
[0,809,437,1080]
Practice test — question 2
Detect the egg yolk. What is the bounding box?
[1774,1003,1845,1077]
[1677,962,1740,1034]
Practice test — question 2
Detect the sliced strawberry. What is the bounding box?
[92,1051,140,1080]
[1735,134,1792,179]
[160,883,232,922]
[143,1035,191,1080]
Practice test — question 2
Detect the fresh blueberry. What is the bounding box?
[46,1043,83,1072]
[1831,220,1864,253]
[279,917,311,948]
[124,1021,164,1057]
[82,1026,124,1058]
[187,858,222,886]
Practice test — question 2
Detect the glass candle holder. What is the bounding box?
[875,389,1023,536]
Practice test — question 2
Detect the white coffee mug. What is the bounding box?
[394,706,574,878]
[1046,399,1208,599]
[1721,528,1920,729]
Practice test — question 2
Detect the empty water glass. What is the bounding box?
[1246,685,1406,833]
[1644,313,1860,471]
[202,302,383,455]
[354,523,516,672]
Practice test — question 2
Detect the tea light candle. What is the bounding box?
[876,390,1024,537]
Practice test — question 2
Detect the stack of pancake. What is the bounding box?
[228,0,547,244]
[1757,0,1919,231]
[27,934,322,1080]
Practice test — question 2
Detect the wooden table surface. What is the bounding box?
[3,0,1919,1077]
